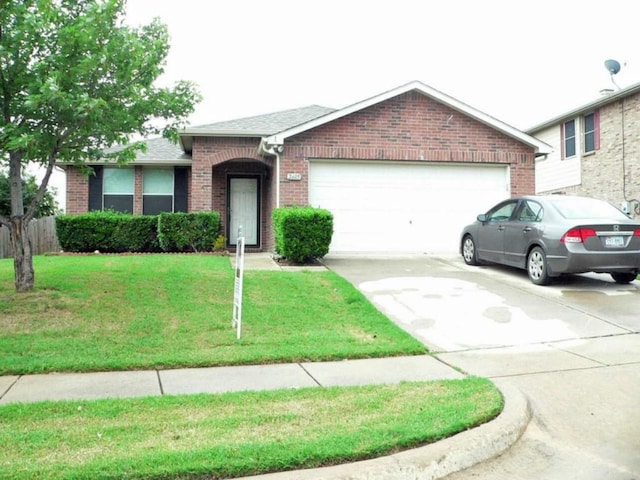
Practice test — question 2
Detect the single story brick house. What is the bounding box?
[63,80,550,254]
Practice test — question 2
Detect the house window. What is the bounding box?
[563,119,576,158]
[103,167,134,213]
[88,166,188,214]
[583,111,599,153]
[143,168,174,215]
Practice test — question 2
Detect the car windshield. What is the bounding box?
[550,197,628,220]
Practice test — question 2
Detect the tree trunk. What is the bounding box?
[10,216,35,292]
[7,150,35,292]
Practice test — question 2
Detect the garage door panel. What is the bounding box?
[309,161,509,254]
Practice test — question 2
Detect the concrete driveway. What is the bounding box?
[323,254,640,479]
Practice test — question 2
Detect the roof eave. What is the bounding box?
[179,130,265,154]
[180,129,269,137]
[57,159,193,167]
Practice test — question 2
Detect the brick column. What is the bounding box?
[190,164,212,211]
[64,166,89,214]
[134,166,143,215]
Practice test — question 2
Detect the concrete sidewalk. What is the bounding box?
[0,355,462,404]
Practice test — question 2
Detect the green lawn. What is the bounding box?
[0,378,503,480]
[0,254,426,374]
[0,254,504,479]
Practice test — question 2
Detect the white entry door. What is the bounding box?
[229,177,259,246]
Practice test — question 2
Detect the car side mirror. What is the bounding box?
[477,214,488,223]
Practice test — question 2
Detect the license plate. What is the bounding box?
[605,236,625,247]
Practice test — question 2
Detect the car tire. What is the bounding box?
[527,246,551,285]
[462,235,479,266]
[611,272,637,284]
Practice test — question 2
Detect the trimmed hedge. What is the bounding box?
[56,211,160,253]
[56,211,220,253]
[272,206,333,263]
[157,212,220,253]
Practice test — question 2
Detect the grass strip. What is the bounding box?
[0,377,502,480]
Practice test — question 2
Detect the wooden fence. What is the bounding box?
[0,216,61,259]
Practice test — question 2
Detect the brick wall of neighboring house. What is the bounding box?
[558,92,640,209]
[278,91,535,206]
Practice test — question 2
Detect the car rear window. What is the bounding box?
[551,198,629,220]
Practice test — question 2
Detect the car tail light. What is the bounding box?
[561,228,597,243]
[635,229,640,237]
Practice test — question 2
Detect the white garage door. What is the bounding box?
[309,160,510,254]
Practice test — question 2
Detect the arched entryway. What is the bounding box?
[211,160,272,249]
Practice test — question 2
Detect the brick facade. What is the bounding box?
[556,92,640,210]
[64,166,89,215]
[64,89,537,252]
[279,91,535,206]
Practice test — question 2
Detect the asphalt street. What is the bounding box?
[323,254,640,479]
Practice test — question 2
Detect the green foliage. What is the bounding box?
[273,207,333,263]
[213,234,227,251]
[56,211,160,253]
[157,212,221,252]
[56,212,221,253]
[0,0,201,167]
[0,0,201,290]
[0,171,59,218]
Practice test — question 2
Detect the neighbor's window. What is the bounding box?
[563,119,576,158]
[583,111,599,153]
[143,168,174,215]
[103,167,134,213]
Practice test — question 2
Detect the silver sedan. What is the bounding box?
[460,195,640,285]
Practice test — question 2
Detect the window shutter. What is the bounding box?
[174,167,188,212]
[88,166,103,211]
[594,109,600,150]
[560,124,565,160]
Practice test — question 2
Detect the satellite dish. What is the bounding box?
[604,59,621,75]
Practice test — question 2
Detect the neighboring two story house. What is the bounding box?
[528,81,640,215]
[62,81,550,254]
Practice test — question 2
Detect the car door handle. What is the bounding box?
[523,227,532,232]
[497,226,505,231]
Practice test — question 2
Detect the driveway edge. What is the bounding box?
[237,382,531,480]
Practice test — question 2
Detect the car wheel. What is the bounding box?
[527,247,551,285]
[462,235,479,266]
[611,272,637,284]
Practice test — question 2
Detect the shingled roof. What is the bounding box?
[183,105,336,136]
[100,136,191,165]
[179,105,336,152]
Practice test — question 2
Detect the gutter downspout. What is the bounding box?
[259,138,284,208]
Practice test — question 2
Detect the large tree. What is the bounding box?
[0,0,201,291]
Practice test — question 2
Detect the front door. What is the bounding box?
[229,176,259,246]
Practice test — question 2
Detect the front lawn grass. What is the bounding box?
[0,377,503,480]
[0,255,426,374]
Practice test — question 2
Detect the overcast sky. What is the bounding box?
[45,0,640,206]
[126,0,640,130]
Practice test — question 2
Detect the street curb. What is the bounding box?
[236,382,531,480]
